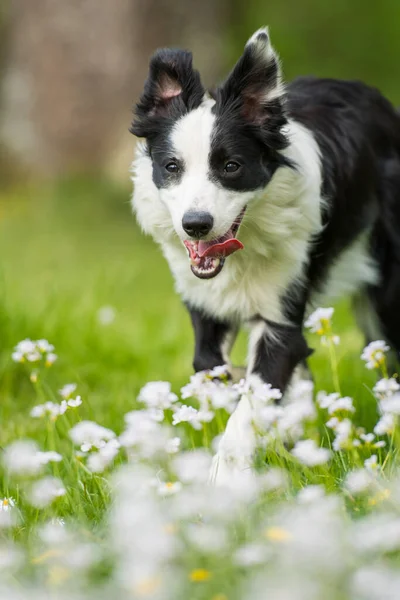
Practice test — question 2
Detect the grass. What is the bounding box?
[0,179,398,598]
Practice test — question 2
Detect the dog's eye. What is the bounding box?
[224,161,241,174]
[165,162,179,174]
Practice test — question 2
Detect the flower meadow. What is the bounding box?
[2,309,400,600]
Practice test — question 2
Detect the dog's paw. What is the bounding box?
[209,395,257,486]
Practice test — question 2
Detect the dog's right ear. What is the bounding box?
[131,49,205,138]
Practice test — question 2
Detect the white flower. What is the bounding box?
[373,377,400,399]
[172,405,199,426]
[36,339,54,353]
[29,477,65,508]
[4,441,43,475]
[297,485,326,504]
[45,352,57,366]
[69,421,116,449]
[326,417,339,430]
[87,439,120,473]
[380,393,400,415]
[157,481,182,496]
[328,396,355,415]
[332,419,353,451]
[138,381,178,410]
[0,498,15,512]
[249,381,282,404]
[345,469,376,495]
[173,450,212,484]
[374,413,395,436]
[360,433,375,444]
[67,395,82,408]
[208,385,238,413]
[317,391,340,409]
[258,405,284,430]
[361,340,390,369]
[164,437,181,454]
[97,305,116,325]
[304,307,334,333]
[208,364,230,378]
[291,439,331,466]
[234,543,269,566]
[364,454,380,472]
[37,451,62,465]
[30,401,67,418]
[59,383,77,399]
[14,339,36,355]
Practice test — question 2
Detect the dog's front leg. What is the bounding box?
[187,305,238,374]
[210,317,312,485]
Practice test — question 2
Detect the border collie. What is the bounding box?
[130,28,400,483]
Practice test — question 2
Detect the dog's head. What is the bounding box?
[131,28,290,279]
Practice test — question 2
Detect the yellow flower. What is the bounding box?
[368,488,391,506]
[264,526,292,542]
[189,568,212,582]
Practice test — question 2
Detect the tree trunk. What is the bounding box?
[0,0,231,178]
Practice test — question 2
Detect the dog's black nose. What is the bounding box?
[182,211,214,238]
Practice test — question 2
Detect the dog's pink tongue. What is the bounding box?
[198,237,244,258]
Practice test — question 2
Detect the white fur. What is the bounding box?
[132,113,324,325]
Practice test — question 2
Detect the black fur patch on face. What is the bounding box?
[131,48,204,188]
[209,33,291,192]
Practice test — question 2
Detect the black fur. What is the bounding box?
[252,319,313,394]
[131,49,204,189]
[188,307,233,373]
[132,38,400,394]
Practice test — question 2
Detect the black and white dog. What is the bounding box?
[131,28,400,482]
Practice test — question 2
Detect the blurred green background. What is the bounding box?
[0,0,394,438]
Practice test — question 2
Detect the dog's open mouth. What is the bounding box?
[184,208,246,279]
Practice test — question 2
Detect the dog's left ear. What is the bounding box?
[216,28,285,126]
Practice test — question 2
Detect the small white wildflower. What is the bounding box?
[258,405,284,430]
[345,469,375,495]
[208,385,239,413]
[157,481,182,496]
[4,441,42,475]
[97,305,116,325]
[326,416,340,430]
[297,485,326,504]
[30,401,67,419]
[304,307,334,334]
[361,340,390,370]
[317,391,340,409]
[234,543,270,567]
[67,396,82,408]
[173,450,212,484]
[208,364,230,379]
[0,498,15,512]
[250,381,282,404]
[37,451,62,465]
[374,440,386,448]
[87,439,120,473]
[172,405,199,426]
[36,339,54,353]
[380,393,400,415]
[59,383,77,399]
[165,437,181,454]
[332,419,353,451]
[328,396,355,415]
[27,351,41,362]
[373,377,400,399]
[364,454,380,472]
[69,421,116,449]
[138,381,178,410]
[45,352,57,366]
[360,433,375,444]
[29,477,66,508]
[291,439,331,466]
